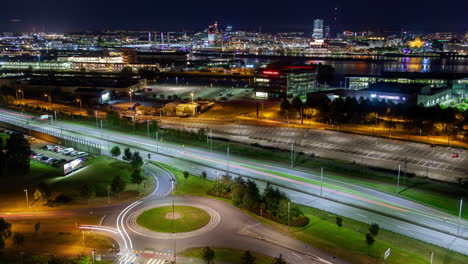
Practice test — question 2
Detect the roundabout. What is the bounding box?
[136,205,210,233]
[127,202,222,239]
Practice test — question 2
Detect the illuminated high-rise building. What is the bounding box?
[312,19,324,39]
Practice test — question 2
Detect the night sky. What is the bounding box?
[1,0,466,33]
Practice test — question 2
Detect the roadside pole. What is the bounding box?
[457,199,463,236]
[396,164,401,193]
[216,171,219,198]
[156,131,159,153]
[290,143,294,168]
[227,146,230,175]
[287,201,290,232]
[24,189,29,208]
[320,168,324,197]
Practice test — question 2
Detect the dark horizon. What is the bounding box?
[0,0,467,34]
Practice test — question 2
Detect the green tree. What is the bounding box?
[73,254,92,264]
[34,182,51,203]
[273,254,287,264]
[6,132,31,171]
[241,250,256,264]
[280,99,291,113]
[110,146,121,157]
[183,171,190,180]
[202,246,215,264]
[80,184,96,205]
[336,216,343,227]
[130,151,144,168]
[291,96,303,114]
[242,179,260,209]
[123,148,132,161]
[13,232,25,247]
[119,66,134,80]
[201,171,207,179]
[131,169,146,191]
[111,175,126,199]
[106,110,121,127]
[369,222,380,237]
[365,232,375,255]
[0,218,12,248]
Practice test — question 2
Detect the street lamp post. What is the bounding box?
[107,185,110,205]
[210,129,213,152]
[287,201,290,232]
[129,91,132,103]
[457,199,463,236]
[190,92,194,103]
[396,164,401,193]
[216,171,219,198]
[146,120,150,140]
[76,99,82,114]
[169,177,177,263]
[290,143,294,168]
[320,168,324,197]
[156,131,159,153]
[24,189,29,208]
[227,146,230,175]
[95,111,98,128]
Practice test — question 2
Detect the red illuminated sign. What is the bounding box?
[262,70,279,76]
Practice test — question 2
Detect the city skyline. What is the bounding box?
[1,0,467,33]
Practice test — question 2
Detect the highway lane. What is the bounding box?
[160,120,467,183]
[1,109,468,255]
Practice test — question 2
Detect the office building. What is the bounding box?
[312,19,324,39]
[254,66,317,99]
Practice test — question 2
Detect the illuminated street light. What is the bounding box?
[44,93,51,104]
[190,92,194,103]
[24,189,30,208]
[76,98,83,114]
[129,91,133,103]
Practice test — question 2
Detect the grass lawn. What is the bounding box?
[155,162,214,197]
[251,205,468,264]
[1,216,114,264]
[0,155,152,211]
[137,206,210,233]
[47,155,135,196]
[180,247,276,264]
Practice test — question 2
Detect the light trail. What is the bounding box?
[183,152,409,213]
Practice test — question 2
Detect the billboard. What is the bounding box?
[64,158,85,175]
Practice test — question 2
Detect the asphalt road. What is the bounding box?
[1,109,468,256]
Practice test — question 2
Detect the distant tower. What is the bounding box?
[207,21,222,47]
[312,19,324,39]
[148,32,152,42]
[324,25,331,38]
[332,7,339,37]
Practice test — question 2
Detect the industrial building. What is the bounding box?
[323,82,451,107]
[344,72,468,99]
[254,66,317,99]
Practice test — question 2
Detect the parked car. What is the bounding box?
[40,156,49,161]
[452,153,459,158]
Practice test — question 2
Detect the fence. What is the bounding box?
[0,116,101,155]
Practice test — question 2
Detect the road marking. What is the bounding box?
[292,253,303,259]
[357,214,366,218]
[397,225,409,230]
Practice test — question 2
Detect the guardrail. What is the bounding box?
[0,115,101,155]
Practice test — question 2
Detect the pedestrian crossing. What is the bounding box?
[117,254,169,264]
